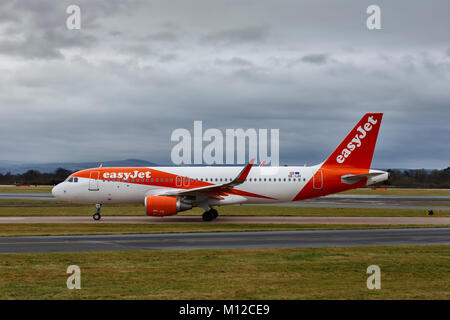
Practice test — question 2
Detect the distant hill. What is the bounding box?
[0,159,159,174]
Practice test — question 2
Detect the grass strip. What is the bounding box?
[1,245,449,299]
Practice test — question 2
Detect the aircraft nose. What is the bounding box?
[51,184,63,199]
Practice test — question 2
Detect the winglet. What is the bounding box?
[259,161,266,167]
[235,158,255,183]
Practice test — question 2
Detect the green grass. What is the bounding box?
[1,223,449,237]
[0,186,53,193]
[0,205,448,217]
[0,200,72,205]
[1,245,449,299]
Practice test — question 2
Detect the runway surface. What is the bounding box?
[1,228,450,253]
[1,193,449,210]
[0,193,56,201]
[1,215,450,225]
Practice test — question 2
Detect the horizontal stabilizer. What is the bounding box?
[341,170,388,185]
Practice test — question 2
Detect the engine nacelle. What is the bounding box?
[144,195,192,216]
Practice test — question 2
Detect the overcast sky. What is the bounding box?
[0,0,449,168]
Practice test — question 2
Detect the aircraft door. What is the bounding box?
[89,171,100,191]
[313,169,323,190]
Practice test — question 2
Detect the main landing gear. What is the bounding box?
[202,208,218,222]
[93,204,102,221]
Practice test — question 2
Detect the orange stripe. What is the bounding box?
[73,167,276,200]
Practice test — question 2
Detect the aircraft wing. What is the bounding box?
[160,159,255,197]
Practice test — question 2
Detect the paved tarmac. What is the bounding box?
[1,193,449,209]
[0,215,449,225]
[1,228,449,253]
[0,193,56,201]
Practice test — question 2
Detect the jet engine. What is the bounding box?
[144,195,192,216]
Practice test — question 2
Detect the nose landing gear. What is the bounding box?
[202,208,218,222]
[93,204,102,221]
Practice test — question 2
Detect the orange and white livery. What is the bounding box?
[52,113,388,221]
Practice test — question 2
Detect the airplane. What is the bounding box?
[52,113,388,221]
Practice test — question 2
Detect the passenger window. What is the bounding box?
[156,178,159,182]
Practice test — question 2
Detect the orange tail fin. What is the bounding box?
[293,113,383,201]
[322,113,383,169]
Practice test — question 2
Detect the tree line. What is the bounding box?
[0,168,73,185]
[0,167,449,188]
[383,168,450,188]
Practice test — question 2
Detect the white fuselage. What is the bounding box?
[52,165,387,206]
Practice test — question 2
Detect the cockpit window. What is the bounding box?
[74,177,78,183]
[68,177,74,182]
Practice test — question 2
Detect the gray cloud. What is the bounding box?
[0,0,449,169]
[144,31,178,42]
[301,54,328,65]
[0,29,96,59]
[214,57,253,67]
[200,25,270,46]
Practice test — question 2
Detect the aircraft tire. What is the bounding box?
[210,208,218,219]
[202,211,214,222]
